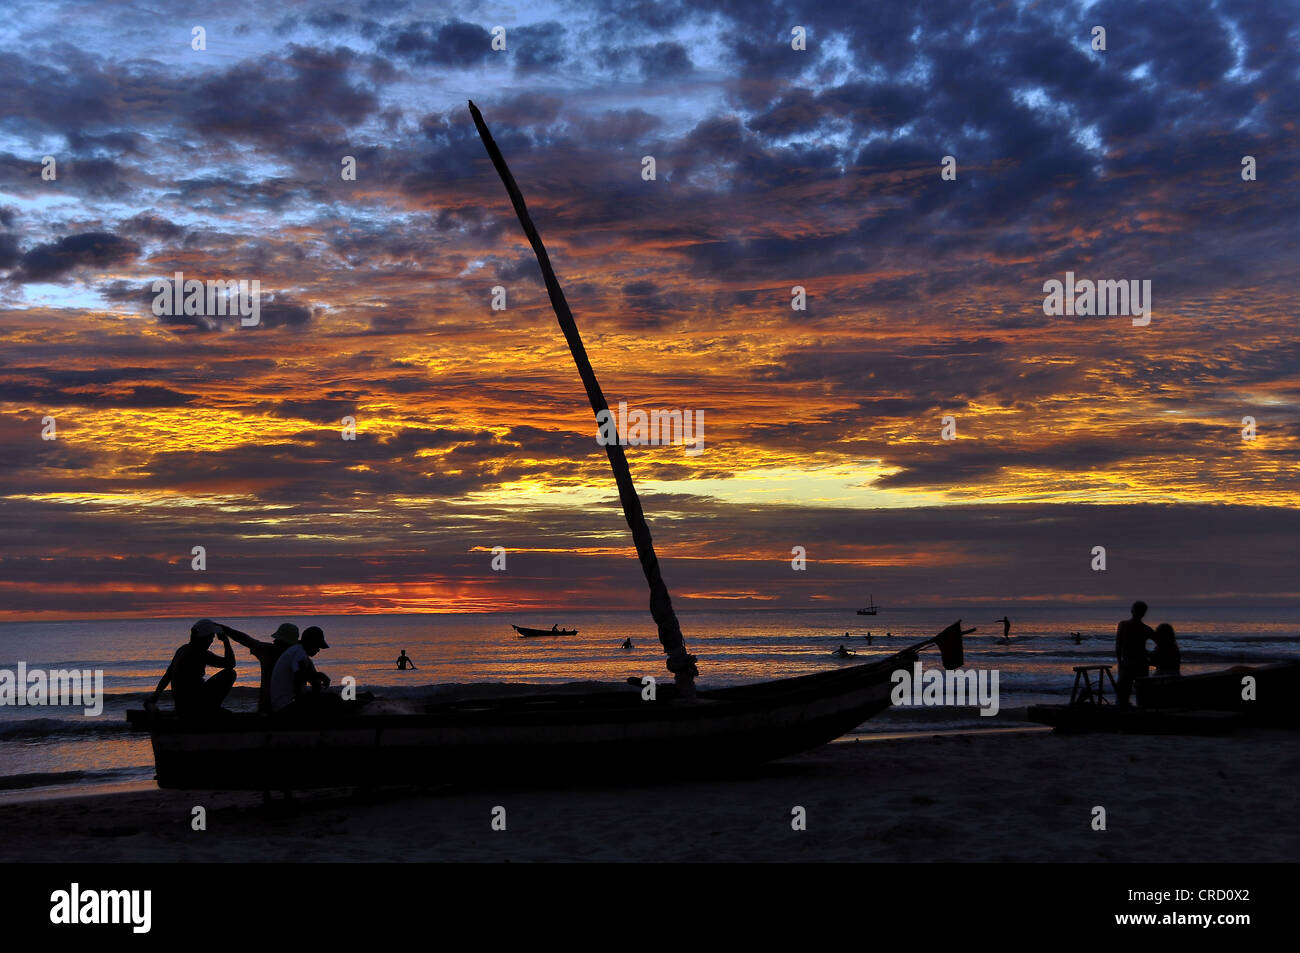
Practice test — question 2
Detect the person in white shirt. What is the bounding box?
[271,625,331,714]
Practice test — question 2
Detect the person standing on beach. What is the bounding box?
[1150,623,1181,677]
[223,622,299,714]
[1115,601,1155,707]
[145,619,237,718]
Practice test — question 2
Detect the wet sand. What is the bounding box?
[2,728,1297,862]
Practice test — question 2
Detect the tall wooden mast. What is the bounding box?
[468,100,698,694]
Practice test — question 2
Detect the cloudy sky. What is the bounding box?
[0,0,1297,620]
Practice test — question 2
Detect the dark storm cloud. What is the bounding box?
[121,212,185,240]
[574,108,664,147]
[484,92,564,129]
[379,19,493,66]
[619,279,695,328]
[511,22,569,72]
[636,41,693,79]
[256,296,315,330]
[186,45,380,138]
[5,232,139,283]
[122,424,539,506]
[0,379,197,408]
[0,232,19,269]
[154,292,316,333]
[64,130,145,156]
[267,397,360,420]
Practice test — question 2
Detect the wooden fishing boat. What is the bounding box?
[512,624,577,638]
[1134,661,1300,722]
[1027,660,1300,734]
[125,102,970,791]
[126,649,919,789]
[1025,705,1243,735]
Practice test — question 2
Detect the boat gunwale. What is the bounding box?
[127,648,918,736]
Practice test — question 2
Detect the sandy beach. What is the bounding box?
[3,727,1297,863]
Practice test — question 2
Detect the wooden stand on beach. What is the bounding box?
[1070,665,1117,705]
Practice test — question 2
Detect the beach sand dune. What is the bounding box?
[2,729,1296,863]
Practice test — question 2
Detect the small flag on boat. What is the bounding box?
[933,620,967,669]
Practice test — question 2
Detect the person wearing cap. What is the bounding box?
[145,619,237,718]
[221,622,299,715]
[270,625,335,715]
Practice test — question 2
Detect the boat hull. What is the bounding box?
[1026,705,1244,735]
[512,625,577,637]
[128,650,915,790]
[1135,661,1300,721]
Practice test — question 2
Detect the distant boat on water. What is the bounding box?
[512,624,577,638]
[856,594,878,616]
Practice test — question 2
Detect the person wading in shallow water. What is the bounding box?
[146,619,236,719]
[396,649,418,670]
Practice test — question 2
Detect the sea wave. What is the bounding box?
[0,766,151,792]
[0,717,132,739]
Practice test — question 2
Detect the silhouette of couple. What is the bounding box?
[1116,601,1181,707]
[146,619,334,718]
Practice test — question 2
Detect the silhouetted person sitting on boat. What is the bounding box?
[396,649,417,670]
[272,625,341,716]
[1115,601,1155,707]
[146,619,236,718]
[621,638,633,649]
[1150,623,1181,677]
[223,622,298,714]
[552,624,559,632]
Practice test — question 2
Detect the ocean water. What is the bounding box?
[1,606,1297,797]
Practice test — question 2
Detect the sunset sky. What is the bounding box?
[1,0,1297,620]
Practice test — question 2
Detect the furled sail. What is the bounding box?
[468,100,698,694]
